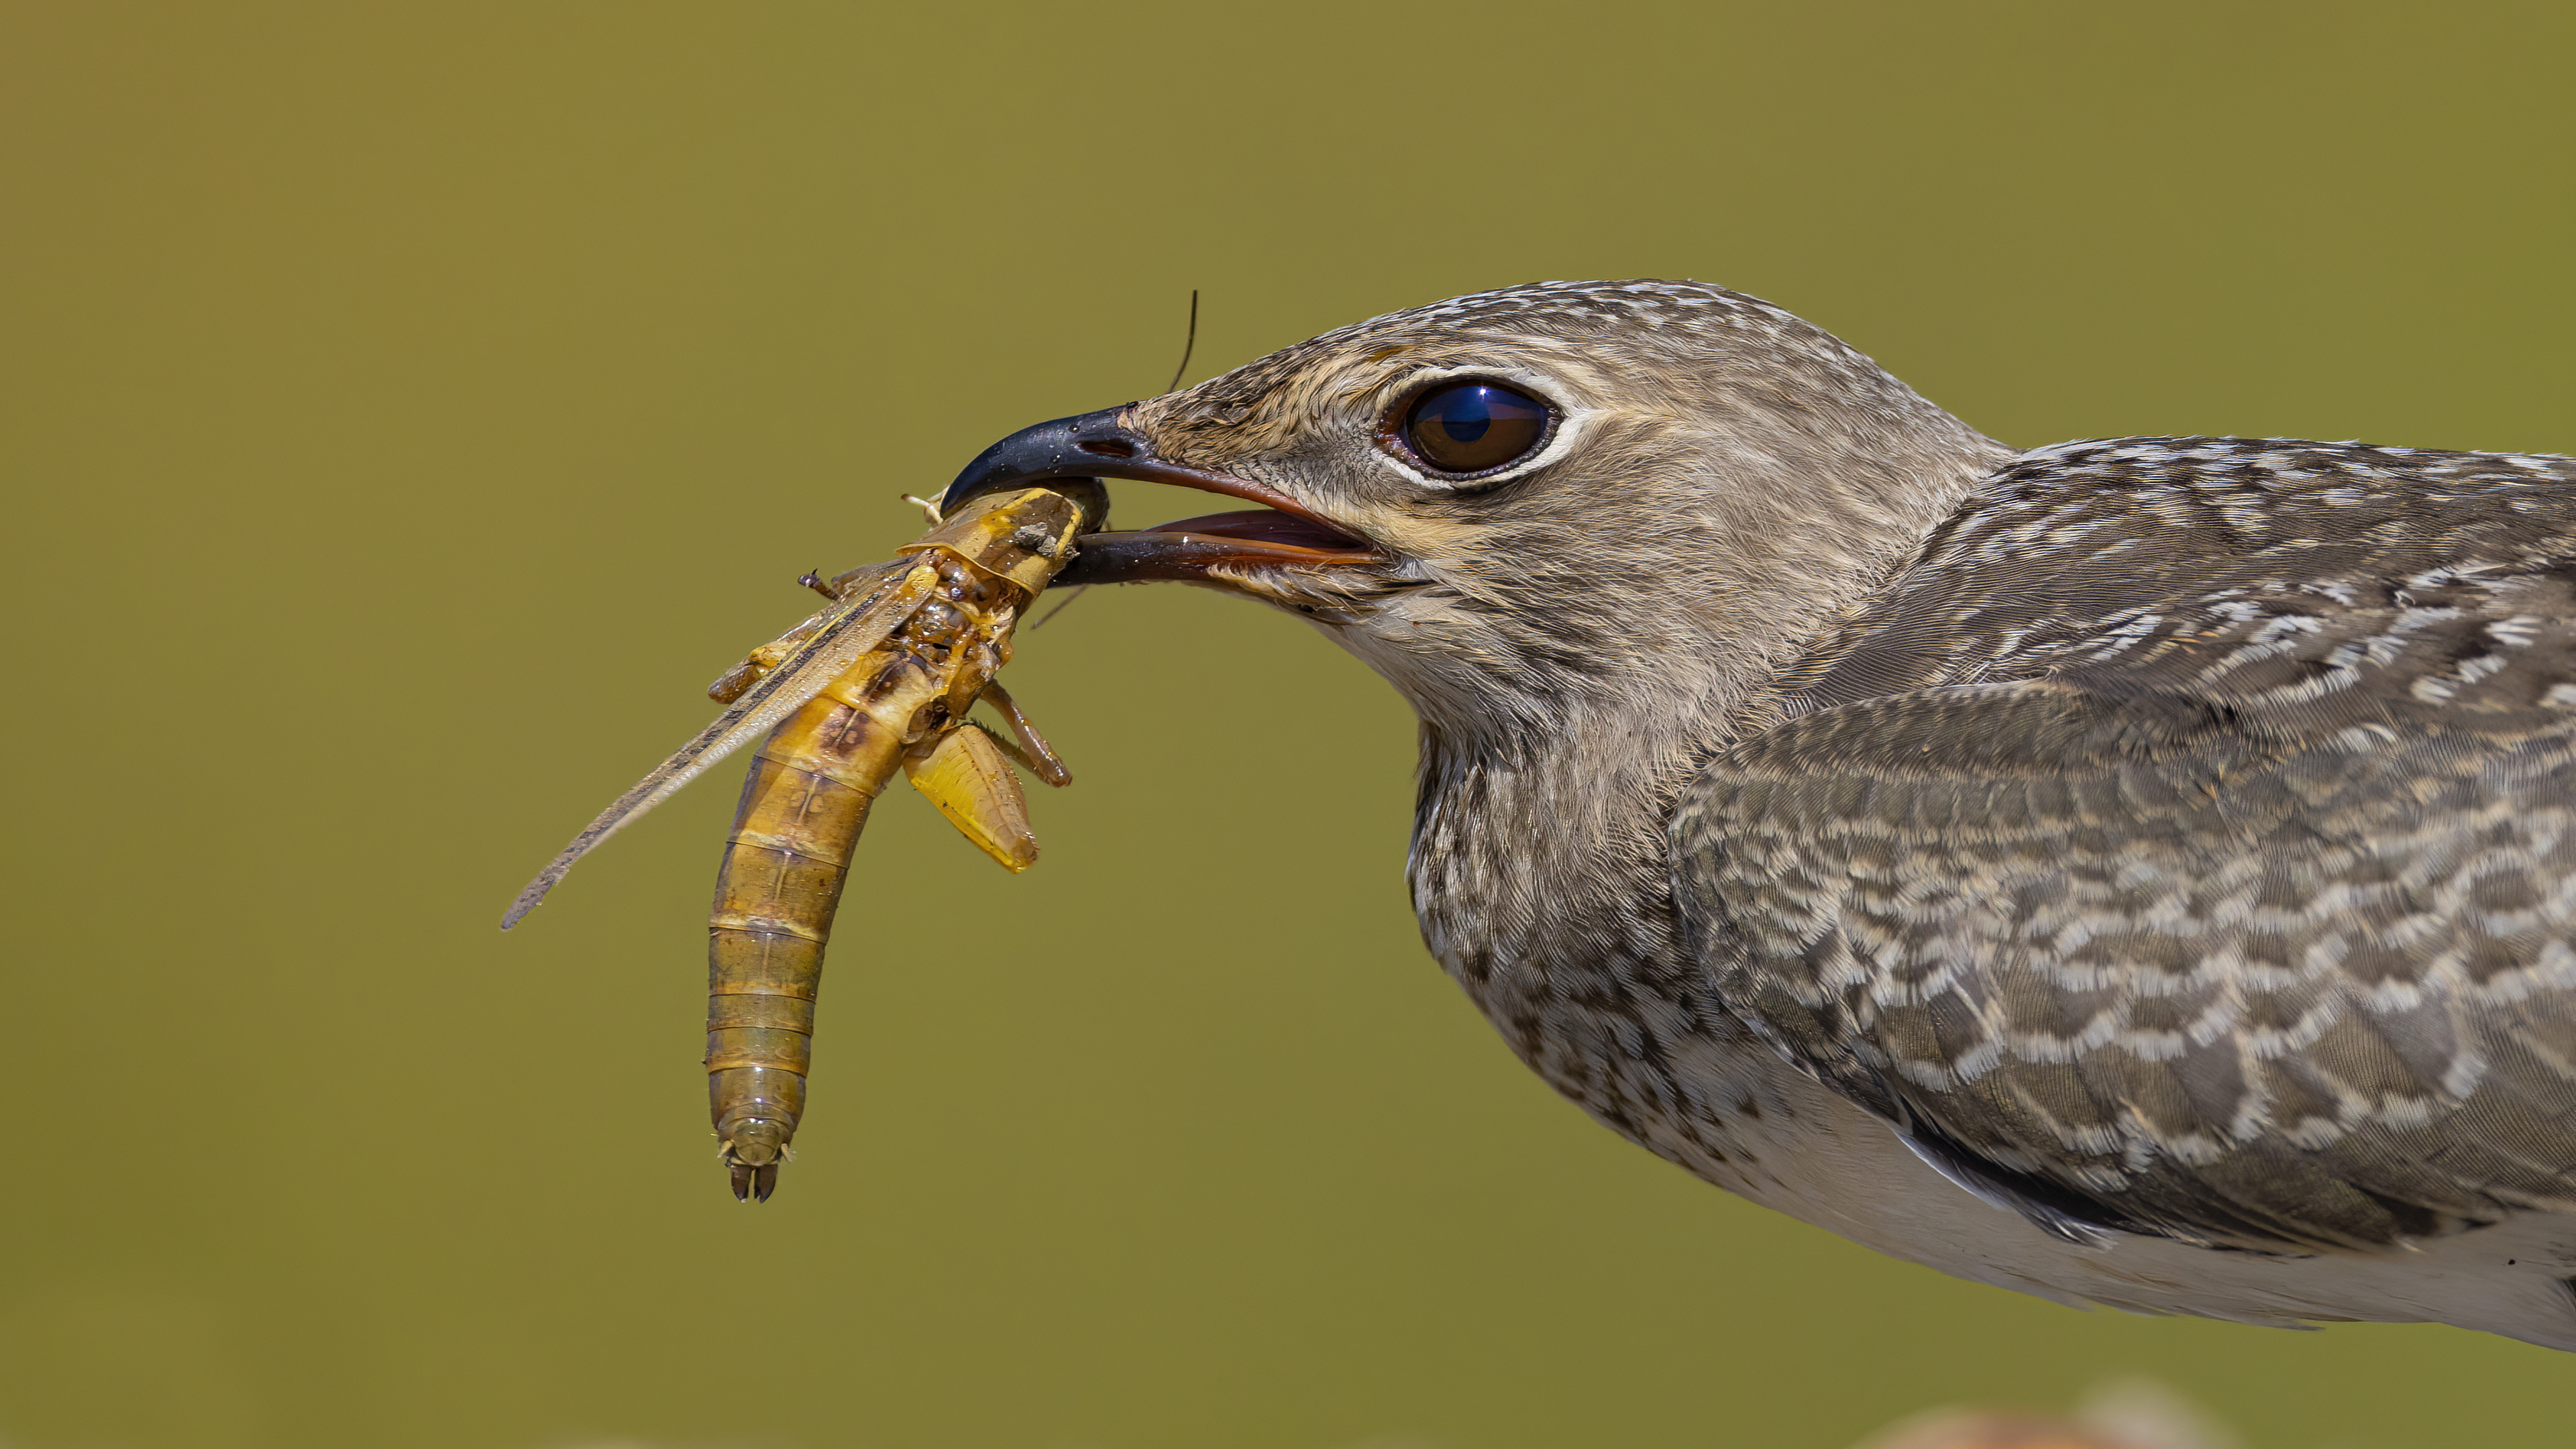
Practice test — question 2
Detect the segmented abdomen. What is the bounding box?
[706,592,948,1201]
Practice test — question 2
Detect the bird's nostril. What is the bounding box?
[1077,438,1138,458]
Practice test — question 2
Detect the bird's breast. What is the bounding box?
[1405,739,1829,1196]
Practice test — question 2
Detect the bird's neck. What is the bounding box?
[1407,678,1740,981]
[1394,435,2009,1042]
[1396,604,1890,1139]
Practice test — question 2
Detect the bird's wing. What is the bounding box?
[1672,565,2576,1252]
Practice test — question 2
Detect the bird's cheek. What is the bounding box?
[1358,513,1492,578]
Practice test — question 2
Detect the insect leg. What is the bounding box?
[977,678,1073,787]
[902,723,1040,871]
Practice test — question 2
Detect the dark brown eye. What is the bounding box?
[1399,382,1550,476]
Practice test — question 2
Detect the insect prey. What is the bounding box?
[503,484,1099,1200]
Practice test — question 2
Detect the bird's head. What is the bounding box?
[945,280,2008,749]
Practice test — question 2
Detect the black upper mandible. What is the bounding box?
[940,407,1144,527]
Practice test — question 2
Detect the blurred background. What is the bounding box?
[5,3,2572,1446]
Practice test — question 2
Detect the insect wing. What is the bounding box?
[500,557,938,928]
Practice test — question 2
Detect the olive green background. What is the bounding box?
[5,3,2573,1446]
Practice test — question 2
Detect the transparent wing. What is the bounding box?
[500,557,933,928]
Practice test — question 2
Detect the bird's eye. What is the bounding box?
[1398,382,1552,476]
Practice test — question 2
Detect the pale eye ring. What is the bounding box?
[1387,380,1554,478]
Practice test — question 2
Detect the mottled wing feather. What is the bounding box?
[1672,438,2576,1252]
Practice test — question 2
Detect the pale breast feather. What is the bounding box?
[1670,437,2576,1252]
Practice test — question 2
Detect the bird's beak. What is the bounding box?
[939,408,1381,586]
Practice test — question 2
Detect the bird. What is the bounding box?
[938,278,2576,1349]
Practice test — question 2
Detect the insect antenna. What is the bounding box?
[1165,287,1199,393]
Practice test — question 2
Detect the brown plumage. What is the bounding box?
[942,280,2576,1347]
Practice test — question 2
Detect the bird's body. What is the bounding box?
[944,280,2576,1348]
[1423,435,2576,1349]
